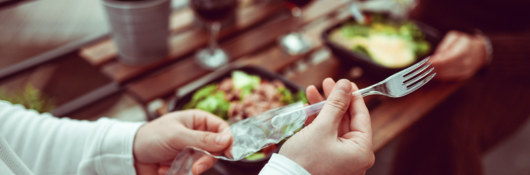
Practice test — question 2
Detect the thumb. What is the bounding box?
[185,130,232,152]
[312,79,353,132]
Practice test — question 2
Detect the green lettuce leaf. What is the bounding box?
[245,152,266,160]
[232,71,260,90]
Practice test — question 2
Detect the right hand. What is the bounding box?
[430,30,488,81]
[279,78,375,175]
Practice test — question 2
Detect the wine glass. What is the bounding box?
[190,0,237,69]
[279,0,313,55]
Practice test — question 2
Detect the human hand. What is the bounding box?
[430,30,488,81]
[279,78,375,175]
[133,110,232,175]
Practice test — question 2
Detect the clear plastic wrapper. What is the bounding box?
[166,102,306,175]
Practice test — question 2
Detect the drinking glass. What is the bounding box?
[190,0,237,69]
[279,0,313,55]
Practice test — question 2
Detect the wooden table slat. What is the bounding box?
[126,0,350,103]
[79,2,285,67]
[101,2,288,83]
[369,82,463,152]
[79,8,193,66]
[106,0,349,83]
[240,9,351,73]
[79,40,116,66]
[126,16,293,102]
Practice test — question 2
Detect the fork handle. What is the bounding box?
[302,87,373,116]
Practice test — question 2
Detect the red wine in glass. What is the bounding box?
[190,0,237,22]
[190,0,237,69]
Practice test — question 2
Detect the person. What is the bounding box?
[0,79,374,175]
[388,0,530,174]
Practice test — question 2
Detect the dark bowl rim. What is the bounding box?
[321,12,442,71]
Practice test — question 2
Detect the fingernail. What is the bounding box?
[335,79,352,94]
[216,134,230,145]
[196,164,205,175]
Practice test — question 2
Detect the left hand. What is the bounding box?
[133,110,232,175]
[430,30,489,81]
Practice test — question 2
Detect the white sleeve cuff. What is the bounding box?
[97,119,145,175]
[259,153,311,175]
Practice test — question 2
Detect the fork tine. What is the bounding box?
[396,57,430,77]
[407,73,436,93]
[403,62,432,81]
[405,67,434,87]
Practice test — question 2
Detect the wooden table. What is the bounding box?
[0,0,463,173]
[76,0,463,153]
[3,1,530,175]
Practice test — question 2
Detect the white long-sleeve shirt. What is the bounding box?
[0,100,310,175]
[0,100,144,175]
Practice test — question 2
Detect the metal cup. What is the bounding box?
[102,0,171,66]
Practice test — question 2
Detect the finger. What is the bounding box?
[322,78,336,98]
[224,146,233,159]
[433,35,478,81]
[434,30,461,54]
[158,165,170,175]
[305,85,325,126]
[306,85,325,104]
[220,128,233,159]
[178,111,233,155]
[445,35,471,60]
[431,33,460,65]
[433,35,469,67]
[183,130,232,153]
[182,109,230,133]
[345,82,372,138]
[432,31,475,67]
[337,83,359,136]
[312,79,353,131]
[192,155,217,175]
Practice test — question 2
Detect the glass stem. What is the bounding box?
[209,22,221,55]
[291,7,303,33]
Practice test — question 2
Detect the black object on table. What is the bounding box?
[321,15,442,79]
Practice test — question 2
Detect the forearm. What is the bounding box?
[0,100,145,175]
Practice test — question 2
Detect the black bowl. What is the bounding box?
[322,14,442,79]
[166,65,305,172]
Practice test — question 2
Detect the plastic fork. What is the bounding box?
[302,57,436,116]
